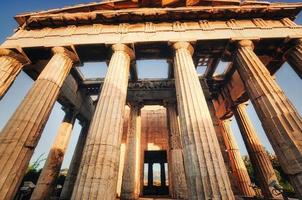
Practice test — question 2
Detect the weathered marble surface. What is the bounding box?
[31,110,76,200]
[60,122,89,200]
[0,47,77,200]
[233,103,282,199]
[235,39,302,199]
[166,103,188,199]
[121,104,142,200]
[221,119,255,197]
[0,49,28,100]
[173,41,234,200]
[71,44,133,200]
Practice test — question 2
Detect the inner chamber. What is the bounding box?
[117,106,170,198]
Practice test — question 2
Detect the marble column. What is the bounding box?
[160,163,166,187]
[233,103,282,199]
[235,39,302,198]
[60,121,89,200]
[71,44,134,200]
[121,103,142,200]
[166,103,188,199]
[286,38,302,79]
[172,41,234,200]
[148,163,153,188]
[201,79,239,195]
[0,48,29,100]
[0,47,78,200]
[221,119,255,197]
[31,108,77,200]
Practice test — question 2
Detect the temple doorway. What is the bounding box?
[143,150,169,196]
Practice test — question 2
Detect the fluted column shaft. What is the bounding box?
[287,39,302,79]
[233,103,281,199]
[71,44,133,200]
[201,80,239,195]
[0,49,28,100]
[166,103,188,199]
[31,109,77,200]
[0,47,77,200]
[121,104,142,200]
[173,41,234,200]
[235,40,302,198]
[221,120,255,197]
[60,122,90,200]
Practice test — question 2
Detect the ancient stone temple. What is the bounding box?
[0,0,301,199]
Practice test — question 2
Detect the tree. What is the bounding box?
[22,154,46,184]
[243,152,296,198]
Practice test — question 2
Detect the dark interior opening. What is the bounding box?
[143,150,169,196]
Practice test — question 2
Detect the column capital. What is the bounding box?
[128,101,144,111]
[237,40,254,50]
[51,47,79,62]
[164,100,178,115]
[62,107,77,123]
[223,118,232,125]
[172,41,194,55]
[0,48,29,64]
[237,102,248,109]
[292,38,302,46]
[163,99,177,108]
[79,120,88,128]
[231,101,249,112]
[112,43,135,60]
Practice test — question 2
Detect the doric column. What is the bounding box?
[148,163,153,188]
[286,38,302,78]
[166,103,188,199]
[71,44,134,200]
[60,121,89,200]
[235,39,302,198]
[0,47,78,200]
[31,108,77,200]
[233,103,282,199]
[221,119,255,197]
[0,48,29,100]
[160,163,166,187]
[172,41,234,200]
[201,79,239,195]
[121,103,142,200]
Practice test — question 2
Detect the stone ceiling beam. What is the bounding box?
[204,57,220,78]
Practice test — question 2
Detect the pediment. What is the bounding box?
[15,0,241,25]
[14,0,302,29]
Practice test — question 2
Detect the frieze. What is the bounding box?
[252,18,272,29]
[128,79,175,90]
[8,18,301,40]
[145,22,156,33]
[172,21,186,32]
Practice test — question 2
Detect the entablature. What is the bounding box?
[79,75,232,106]
[5,18,301,45]
[81,78,176,105]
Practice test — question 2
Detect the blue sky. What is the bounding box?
[0,0,301,169]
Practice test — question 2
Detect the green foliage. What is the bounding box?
[243,152,297,198]
[266,152,295,197]
[23,154,46,184]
